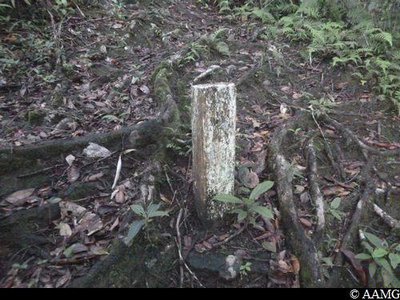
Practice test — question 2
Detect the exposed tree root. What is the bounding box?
[373,203,400,229]
[320,114,400,157]
[306,140,325,237]
[268,112,325,288]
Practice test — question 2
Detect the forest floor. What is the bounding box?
[0,0,400,288]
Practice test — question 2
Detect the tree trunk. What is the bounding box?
[191,83,236,225]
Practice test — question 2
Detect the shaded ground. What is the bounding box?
[0,0,399,288]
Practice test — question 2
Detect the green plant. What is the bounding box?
[124,202,169,245]
[327,197,345,221]
[240,261,252,277]
[308,97,337,116]
[214,181,274,224]
[356,230,400,287]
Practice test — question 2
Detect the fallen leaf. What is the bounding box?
[341,249,367,286]
[65,154,75,166]
[109,217,119,231]
[112,23,123,29]
[58,222,72,237]
[203,241,213,250]
[5,188,35,206]
[278,259,291,273]
[85,172,104,182]
[322,185,351,197]
[83,142,112,158]
[89,245,109,256]
[114,186,126,203]
[291,256,301,274]
[59,201,86,218]
[76,212,103,236]
[280,86,291,93]
[294,185,305,194]
[239,167,259,189]
[139,85,150,94]
[262,241,277,253]
[100,45,107,54]
[55,270,71,288]
[299,218,313,228]
[67,165,80,183]
[292,92,302,100]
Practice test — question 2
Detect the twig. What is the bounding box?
[175,208,204,288]
[306,140,325,234]
[17,164,64,178]
[71,0,85,18]
[212,225,246,247]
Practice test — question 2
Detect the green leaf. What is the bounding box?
[364,231,383,248]
[233,209,248,222]
[389,253,400,269]
[330,197,341,209]
[148,210,169,218]
[215,41,230,56]
[321,257,334,267]
[249,181,274,200]
[376,258,394,274]
[124,220,145,245]
[330,210,342,221]
[63,245,74,258]
[251,205,273,219]
[243,198,255,206]
[355,253,372,260]
[147,203,161,216]
[214,194,242,204]
[369,262,377,278]
[262,241,277,253]
[372,248,388,259]
[131,204,146,217]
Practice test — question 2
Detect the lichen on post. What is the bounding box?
[191,82,236,224]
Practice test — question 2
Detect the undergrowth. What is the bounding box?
[203,0,400,113]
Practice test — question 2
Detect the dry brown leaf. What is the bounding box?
[341,249,367,286]
[89,245,109,256]
[278,259,291,273]
[139,85,150,94]
[299,218,313,228]
[5,188,35,206]
[291,256,301,274]
[109,217,119,231]
[65,154,75,166]
[203,241,213,250]
[280,86,291,93]
[294,185,305,194]
[76,212,103,236]
[115,190,125,203]
[55,270,71,288]
[292,92,302,100]
[67,165,80,183]
[322,185,347,196]
[85,172,104,182]
[243,171,259,189]
[58,222,72,237]
[160,193,172,204]
[59,201,86,219]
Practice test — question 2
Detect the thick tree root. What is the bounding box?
[268,112,325,288]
